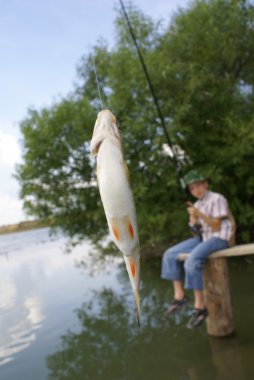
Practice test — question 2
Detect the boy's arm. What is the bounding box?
[197,195,229,231]
[187,202,221,231]
[187,203,201,236]
[186,202,198,226]
[194,210,221,231]
[189,214,198,226]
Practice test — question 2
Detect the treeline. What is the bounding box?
[16,0,254,254]
[0,220,47,235]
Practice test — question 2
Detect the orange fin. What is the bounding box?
[129,257,136,278]
[111,220,120,241]
[128,222,134,239]
[113,227,120,241]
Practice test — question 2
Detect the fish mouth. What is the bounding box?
[95,141,102,153]
[91,140,102,156]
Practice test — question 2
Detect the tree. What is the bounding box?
[155,0,254,242]
[17,97,108,243]
[17,1,254,251]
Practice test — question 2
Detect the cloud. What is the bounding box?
[0,128,26,225]
[0,129,21,165]
[0,192,25,226]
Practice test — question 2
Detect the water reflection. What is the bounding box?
[0,293,44,366]
[0,229,79,368]
[46,261,217,380]
[209,336,245,380]
[0,228,124,376]
[0,232,46,366]
[46,258,254,380]
[0,229,253,379]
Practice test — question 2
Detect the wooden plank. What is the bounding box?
[178,243,254,261]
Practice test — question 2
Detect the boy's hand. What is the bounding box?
[186,202,200,218]
[186,202,221,231]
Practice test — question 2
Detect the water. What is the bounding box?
[0,228,253,380]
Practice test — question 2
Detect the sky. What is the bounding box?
[0,0,189,226]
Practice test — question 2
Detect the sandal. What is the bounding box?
[186,308,208,329]
[165,295,189,315]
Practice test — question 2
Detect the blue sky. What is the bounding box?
[0,0,189,225]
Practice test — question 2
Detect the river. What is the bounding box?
[0,228,253,380]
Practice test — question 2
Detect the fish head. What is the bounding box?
[90,109,121,156]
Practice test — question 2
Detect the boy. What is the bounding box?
[161,169,235,328]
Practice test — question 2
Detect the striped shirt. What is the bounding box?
[192,191,233,242]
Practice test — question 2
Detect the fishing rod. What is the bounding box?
[118,0,186,191]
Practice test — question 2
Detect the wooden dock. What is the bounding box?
[179,244,254,337]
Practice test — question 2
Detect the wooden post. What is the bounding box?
[203,257,235,337]
[179,244,254,337]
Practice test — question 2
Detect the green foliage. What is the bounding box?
[156,0,254,242]
[17,0,254,252]
[17,97,107,243]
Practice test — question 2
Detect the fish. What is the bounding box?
[90,109,140,325]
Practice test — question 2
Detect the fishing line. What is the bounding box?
[118,0,186,191]
[92,55,104,110]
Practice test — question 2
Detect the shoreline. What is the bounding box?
[0,220,47,235]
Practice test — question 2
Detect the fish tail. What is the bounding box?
[135,289,141,326]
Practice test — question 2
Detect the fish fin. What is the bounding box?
[111,219,120,241]
[127,220,135,240]
[128,256,136,278]
[122,160,131,186]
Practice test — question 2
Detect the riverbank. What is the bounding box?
[0,220,47,235]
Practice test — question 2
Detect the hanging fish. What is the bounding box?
[91,109,140,325]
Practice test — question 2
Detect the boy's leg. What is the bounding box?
[193,289,204,309]
[172,280,185,300]
[184,237,229,291]
[161,236,201,285]
[161,237,201,313]
[184,237,228,328]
